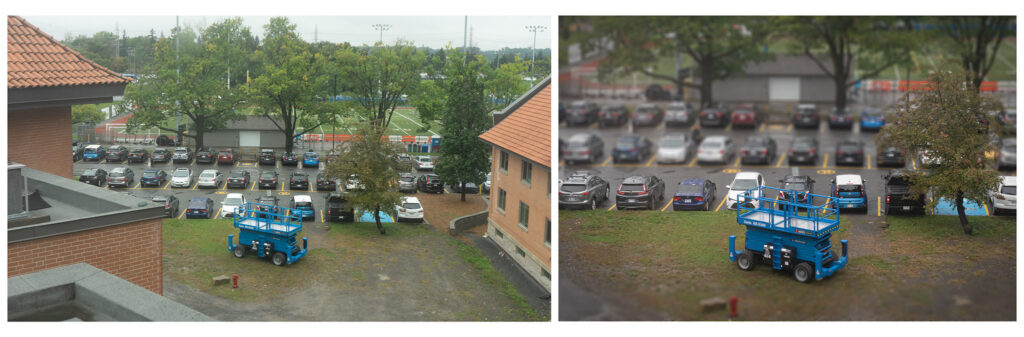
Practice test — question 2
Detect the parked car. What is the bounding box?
[302,150,320,168]
[72,142,84,161]
[792,104,820,128]
[696,135,736,164]
[739,135,777,165]
[996,137,1016,170]
[289,171,310,190]
[151,195,179,218]
[562,133,604,165]
[170,168,193,188]
[258,170,279,189]
[558,171,611,210]
[196,169,225,189]
[730,104,761,128]
[195,147,216,164]
[876,146,906,167]
[219,193,246,218]
[254,191,281,216]
[139,169,168,187]
[417,174,444,193]
[281,152,299,166]
[226,169,251,189]
[699,103,730,127]
[185,197,215,219]
[615,175,666,210]
[156,135,175,146]
[398,173,417,193]
[217,148,237,165]
[79,168,107,186]
[565,100,600,126]
[316,172,337,191]
[828,107,854,129]
[632,103,664,127]
[656,133,693,164]
[415,156,435,170]
[860,107,886,131]
[151,148,171,163]
[882,169,926,215]
[395,153,412,168]
[106,167,135,188]
[777,175,815,210]
[82,144,106,161]
[611,135,654,163]
[830,174,869,213]
[324,193,355,222]
[172,147,193,164]
[997,108,1016,134]
[664,101,696,127]
[259,149,276,165]
[127,148,149,163]
[290,195,316,221]
[835,138,865,166]
[395,196,425,222]
[598,103,630,127]
[726,172,765,210]
[449,180,479,194]
[671,178,717,211]
[483,172,492,194]
[990,176,1017,215]
[105,145,128,162]
[787,136,819,165]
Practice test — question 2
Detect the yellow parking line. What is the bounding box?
[725,123,733,132]
[645,155,657,167]
[687,157,698,167]
[877,196,881,217]
[660,201,672,212]
[177,207,187,220]
[732,156,741,168]
[607,203,617,211]
[758,123,767,132]
[250,180,257,191]
[819,122,826,134]
[132,181,142,189]
[786,123,793,132]
[714,196,728,212]
[192,181,198,190]
[321,210,325,223]
[162,180,171,189]
[599,156,613,167]
[690,123,699,131]
[822,153,829,168]
[866,154,872,170]
[775,153,787,168]
[214,206,223,219]
[984,203,989,216]
[912,160,917,171]
[587,122,598,130]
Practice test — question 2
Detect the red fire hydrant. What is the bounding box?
[232,274,239,289]
[729,296,738,318]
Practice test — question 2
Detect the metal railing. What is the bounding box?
[735,185,840,237]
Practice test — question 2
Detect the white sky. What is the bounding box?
[22,15,551,51]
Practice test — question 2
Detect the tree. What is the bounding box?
[121,24,244,151]
[485,55,531,111]
[335,41,426,128]
[435,52,492,202]
[72,104,105,124]
[323,122,405,235]
[934,16,1015,92]
[575,16,771,106]
[408,79,446,132]
[876,64,1002,235]
[779,16,918,110]
[247,17,338,153]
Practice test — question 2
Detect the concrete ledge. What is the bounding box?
[449,209,489,236]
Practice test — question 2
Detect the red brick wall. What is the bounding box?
[8,106,73,179]
[488,148,552,267]
[8,218,163,295]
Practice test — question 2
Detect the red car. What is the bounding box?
[217,149,237,165]
[730,104,761,128]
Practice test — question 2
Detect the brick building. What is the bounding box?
[7,16,165,295]
[479,77,552,291]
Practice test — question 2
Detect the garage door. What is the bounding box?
[769,77,801,101]
[239,131,260,147]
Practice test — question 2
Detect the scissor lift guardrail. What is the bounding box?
[734,185,840,238]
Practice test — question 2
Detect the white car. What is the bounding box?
[657,133,692,164]
[415,156,435,170]
[197,169,224,189]
[990,176,1016,215]
[345,175,365,192]
[726,172,765,210]
[220,193,246,218]
[483,172,491,193]
[920,149,942,166]
[697,136,735,164]
[395,196,424,222]
[170,168,193,188]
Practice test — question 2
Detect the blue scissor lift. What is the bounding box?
[228,202,308,266]
[728,185,849,283]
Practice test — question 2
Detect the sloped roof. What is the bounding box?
[479,77,551,168]
[743,54,835,76]
[8,16,131,89]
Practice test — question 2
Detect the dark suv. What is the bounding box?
[835,138,865,166]
[417,174,444,193]
[151,148,171,163]
[195,147,216,164]
[615,175,666,210]
[151,195,179,218]
[258,170,279,189]
[105,145,128,162]
[777,175,815,209]
[788,137,819,165]
[558,172,611,210]
[562,133,604,165]
[127,148,149,163]
[316,172,337,191]
[632,103,664,127]
[699,103,731,127]
[226,169,251,189]
[883,169,926,215]
[259,149,276,165]
[289,171,310,190]
[598,103,629,127]
[281,152,299,166]
[79,168,107,186]
[739,135,776,165]
[566,100,600,126]
[793,104,820,128]
[828,107,854,129]
[876,146,906,167]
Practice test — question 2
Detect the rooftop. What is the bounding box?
[7,16,130,89]
[479,77,551,168]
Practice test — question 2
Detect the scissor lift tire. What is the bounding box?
[233,245,246,258]
[272,252,286,266]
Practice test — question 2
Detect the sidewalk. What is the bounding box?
[462,233,551,319]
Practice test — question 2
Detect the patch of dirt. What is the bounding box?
[416,192,488,236]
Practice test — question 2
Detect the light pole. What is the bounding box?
[525,25,547,79]
[372,24,391,44]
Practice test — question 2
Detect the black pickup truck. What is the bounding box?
[883,170,926,215]
[324,193,355,222]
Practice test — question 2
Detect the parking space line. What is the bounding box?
[321,210,325,223]
[819,122,826,134]
[912,160,917,171]
[758,123,766,132]
[587,122,598,130]
[877,197,882,217]
[660,201,672,212]
[690,123,699,132]
[725,123,733,132]
[214,206,223,219]
[866,154,872,170]
[775,153,787,168]
[132,181,142,189]
[853,122,860,135]
[822,153,829,168]
[687,157,698,167]
[786,123,793,132]
[645,155,657,167]
[250,181,257,191]
[599,156,612,167]
[607,203,616,211]
[714,196,728,212]
[177,207,187,220]
[984,203,989,216]
[191,181,198,190]
[731,156,741,168]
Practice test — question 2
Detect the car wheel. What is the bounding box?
[794,262,814,283]
[272,252,286,266]
[232,245,246,258]
[737,250,755,271]
[604,187,610,201]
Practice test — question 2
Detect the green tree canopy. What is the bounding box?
[334,41,426,128]
[485,55,531,112]
[323,122,405,235]
[932,16,1015,92]
[435,52,493,202]
[72,104,105,125]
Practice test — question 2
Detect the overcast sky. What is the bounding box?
[22,16,551,51]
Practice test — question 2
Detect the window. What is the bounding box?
[518,201,530,230]
[515,246,526,258]
[495,228,504,239]
[544,218,551,248]
[499,151,509,173]
[521,161,532,186]
[497,189,507,213]
[547,174,551,199]
[541,269,551,280]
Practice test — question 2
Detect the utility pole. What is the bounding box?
[114,23,119,59]
[463,16,467,53]
[175,16,181,145]
[372,24,391,44]
[314,25,318,43]
[525,25,547,78]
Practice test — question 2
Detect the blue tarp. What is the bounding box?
[357,210,394,223]
[932,198,988,216]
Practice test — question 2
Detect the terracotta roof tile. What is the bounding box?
[479,80,551,167]
[7,16,131,89]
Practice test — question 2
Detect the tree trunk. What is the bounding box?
[285,134,294,154]
[374,205,386,235]
[460,182,466,202]
[699,63,714,107]
[955,190,972,235]
[834,75,848,111]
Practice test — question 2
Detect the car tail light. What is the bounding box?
[886,195,890,203]
[837,150,844,155]
[562,150,569,155]
[740,150,747,155]
[760,150,767,155]
[779,191,785,199]
[700,111,707,117]
[788,149,794,154]
[695,196,704,202]
[995,194,1005,200]
[673,196,682,202]
[558,192,563,196]
[630,147,637,152]
[856,150,863,155]
[809,149,815,154]
[716,112,723,117]
[164,203,170,209]
[581,149,590,155]
[581,191,589,196]
[719,149,724,154]
[328,209,332,215]
[617,187,624,195]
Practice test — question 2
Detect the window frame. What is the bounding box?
[521,161,532,186]
[497,188,507,214]
[499,151,509,174]
[518,201,529,231]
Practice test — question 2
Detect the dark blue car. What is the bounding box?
[672,178,717,211]
[185,197,215,219]
[139,169,168,187]
[302,150,320,168]
[611,135,653,163]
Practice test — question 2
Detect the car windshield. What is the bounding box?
[838,185,863,192]
[402,203,421,209]
[229,171,245,177]
[85,148,98,153]
[174,149,187,154]
[200,172,216,178]
[882,147,900,153]
[637,107,656,114]
[839,143,860,151]
[173,170,189,177]
[783,182,807,190]
[1001,185,1016,195]
[662,138,686,147]
[219,152,231,156]
[731,179,757,190]
[1002,143,1016,152]
[570,101,586,108]
[258,198,276,204]
[700,141,722,149]
[793,141,814,151]
[619,184,646,192]
[223,197,243,206]
[888,177,910,185]
[131,149,145,153]
[151,197,168,203]
[188,200,207,208]
[568,138,590,146]
[154,150,167,154]
[109,170,125,177]
[561,184,587,193]
[675,184,702,194]
[293,174,307,179]
[306,153,318,158]
[83,169,99,175]
[401,176,415,182]
[294,202,312,208]
[615,138,637,149]
[142,171,158,178]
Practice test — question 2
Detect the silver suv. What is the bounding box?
[558,171,611,210]
[398,173,417,193]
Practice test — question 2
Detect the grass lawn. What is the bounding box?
[560,210,1015,320]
